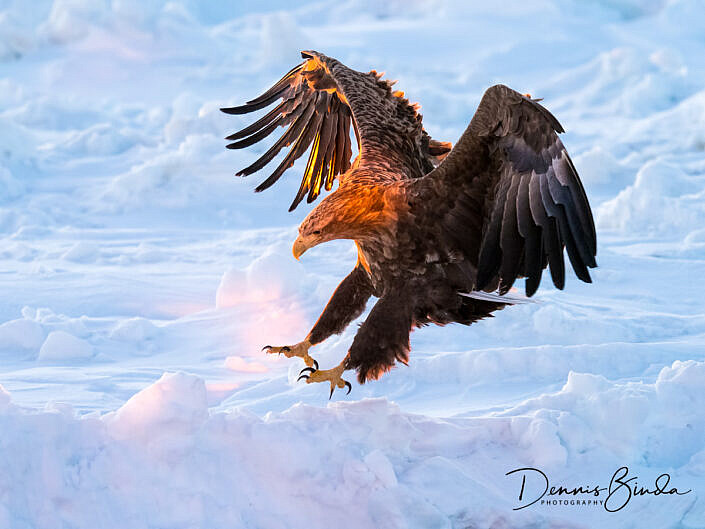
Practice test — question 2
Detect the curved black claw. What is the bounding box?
[261,345,272,351]
[297,366,316,383]
[329,380,353,400]
[312,358,319,370]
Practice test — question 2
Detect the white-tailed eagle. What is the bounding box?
[222,51,596,397]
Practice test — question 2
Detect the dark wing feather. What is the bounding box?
[235,93,315,179]
[221,57,355,210]
[222,51,452,209]
[408,84,596,296]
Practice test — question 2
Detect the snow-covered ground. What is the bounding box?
[1,1,705,527]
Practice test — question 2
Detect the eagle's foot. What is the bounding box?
[262,339,318,369]
[298,359,352,399]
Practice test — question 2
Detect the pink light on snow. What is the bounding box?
[224,356,268,373]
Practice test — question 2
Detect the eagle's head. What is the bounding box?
[293,210,329,260]
[292,185,389,260]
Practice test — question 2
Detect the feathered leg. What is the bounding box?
[263,264,373,369]
[346,291,414,384]
[307,264,374,344]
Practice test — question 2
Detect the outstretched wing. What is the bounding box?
[222,55,355,211]
[407,84,596,296]
[222,51,449,211]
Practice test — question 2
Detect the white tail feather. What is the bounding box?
[458,289,536,305]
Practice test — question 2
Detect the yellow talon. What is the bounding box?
[298,357,352,399]
[262,339,318,369]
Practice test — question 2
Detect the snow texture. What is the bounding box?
[1,1,704,528]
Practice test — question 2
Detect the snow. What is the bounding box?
[38,330,94,362]
[224,355,269,373]
[109,316,159,343]
[0,317,45,353]
[597,158,703,235]
[1,364,701,528]
[1,0,705,527]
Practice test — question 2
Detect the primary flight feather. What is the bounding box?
[221,51,596,397]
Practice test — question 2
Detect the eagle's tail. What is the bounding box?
[458,290,537,305]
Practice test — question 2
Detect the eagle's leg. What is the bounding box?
[263,264,373,369]
[346,291,413,384]
[298,355,352,399]
[307,264,374,345]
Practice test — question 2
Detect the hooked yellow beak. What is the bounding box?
[292,235,310,260]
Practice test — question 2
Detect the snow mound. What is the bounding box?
[573,146,632,197]
[38,330,93,362]
[56,122,143,156]
[224,355,268,373]
[0,317,45,353]
[596,158,704,236]
[216,248,304,308]
[98,133,230,213]
[106,371,208,442]
[504,360,705,467]
[62,241,100,263]
[0,368,702,528]
[109,317,159,342]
